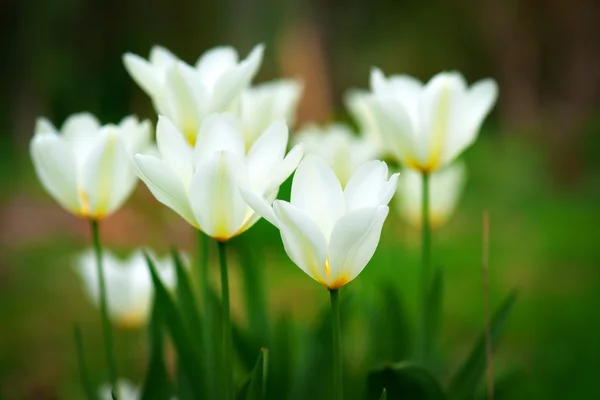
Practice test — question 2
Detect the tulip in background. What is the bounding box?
[134,113,302,399]
[98,379,139,400]
[123,44,263,145]
[294,123,378,187]
[241,155,398,399]
[30,113,151,220]
[30,112,152,396]
[76,249,178,329]
[344,89,387,157]
[397,161,466,229]
[237,79,302,149]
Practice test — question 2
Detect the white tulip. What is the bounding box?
[345,89,386,155]
[30,113,151,219]
[123,44,264,145]
[134,114,303,241]
[294,123,378,187]
[98,379,139,400]
[397,161,466,229]
[76,249,177,328]
[367,69,498,172]
[237,79,302,149]
[241,155,398,289]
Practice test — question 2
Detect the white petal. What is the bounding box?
[189,151,249,240]
[344,89,384,152]
[35,117,57,135]
[246,119,288,190]
[194,113,245,166]
[263,144,304,195]
[210,44,264,112]
[290,154,345,239]
[118,116,152,155]
[123,53,162,96]
[273,201,328,284]
[80,127,134,218]
[328,205,389,286]
[135,154,197,226]
[30,132,80,214]
[149,45,179,67]
[239,186,279,228]
[195,46,239,89]
[344,160,391,211]
[156,116,194,186]
[61,112,101,157]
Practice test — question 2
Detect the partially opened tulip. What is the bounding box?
[30,113,152,220]
[76,249,177,329]
[367,68,497,173]
[134,113,302,397]
[397,161,466,229]
[237,79,302,149]
[294,123,378,187]
[123,44,263,145]
[241,155,397,399]
[30,113,151,393]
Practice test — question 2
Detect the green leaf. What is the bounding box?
[73,324,96,400]
[172,249,204,351]
[144,252,207,399]
[367,362,446,400]
[237,348,269,400]
[447,290,518,400]
[139,296,173,400]
[380,388,388,400]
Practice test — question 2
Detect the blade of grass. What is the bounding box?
[73,324,96,400]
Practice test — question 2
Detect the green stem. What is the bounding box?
[218,241,234,399]
[90,220,118,396]
[419,172,432,362]
[74,324,95,400]
[197,230,216,397]
[330,288,343,400]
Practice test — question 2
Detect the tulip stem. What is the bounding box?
[197,230,216,395]
[90,220,118,396]
[420,172,432,363]
[218,241,234,399]
[330,288,343,400]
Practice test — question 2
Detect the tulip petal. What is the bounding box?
[30,132,80,213]
[239,186,279,228]
[81,128,134,218]
[149,45,178,68]
[273,201,328,285]
[195,46,239,90]
[290,154,345,239]
[156,116,194,186]
[189,151,249,240]
[135,154,197,226]
[211,44,264,112]
[194,113,245,166]
[263,144,304,195]
[61,113,101,163]
[328,205,389,286]
[344,160,398,211]
[123,53,162,97]
[118,116,152,155]
[246,119,288,190]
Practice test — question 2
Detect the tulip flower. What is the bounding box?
[294,123,378,187]
[123,44,264,145]
[241,155,397,399]
[367,68,498,173]
[237,79,302,149]
[98,379,139,400]
[134,114,302,241]
[345,89,386,155]
[397,162,466,229]
[76,249,178,328]
[135,113,302,398]
[30,113,152,220]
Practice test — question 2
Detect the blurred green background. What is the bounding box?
[1,0,600,398]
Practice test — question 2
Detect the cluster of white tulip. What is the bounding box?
[30,41,497,399]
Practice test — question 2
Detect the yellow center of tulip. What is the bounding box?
[78,188,91,217]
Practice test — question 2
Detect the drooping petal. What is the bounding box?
[290,154,345,239]
[239,186,279,228]
[273,201,328,285]
[188,151,249,241]
[134,154,197,226]
[262,144,304,196]
[246,119,288,190]
[123,53,162,96]
[30,132,80,214]
[80,127,133,218]
[195,46,239,90]
[194,113,245,166]
[328,205,389,287]
[210,44,264,112]
[156,116,194,186]
[344,160,394,211]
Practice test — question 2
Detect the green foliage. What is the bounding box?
[367,362,446,400]
[237,348,269,400]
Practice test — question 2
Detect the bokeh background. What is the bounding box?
[2,0,600,398]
